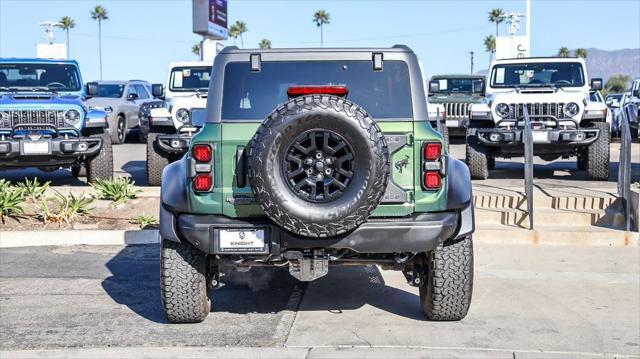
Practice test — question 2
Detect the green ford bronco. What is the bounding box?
[159,46,475,323]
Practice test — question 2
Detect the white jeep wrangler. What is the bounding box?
[144,61,212,185]
[467,57,609,180]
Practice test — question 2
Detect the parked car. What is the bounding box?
[627,78,640,139]
[85,80,156,144]
[606,92,629,137]
[467,57,610,180]
[0,58,112,183]
[158,45,475,323]
[589,90,614,134]
[428,74,486,138]
[141,62,212,185]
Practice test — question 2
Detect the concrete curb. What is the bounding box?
[0,230,159,248]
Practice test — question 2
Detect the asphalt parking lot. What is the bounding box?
[0,139,638,188]
[0,243,638,358]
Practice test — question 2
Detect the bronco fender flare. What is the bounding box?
[160,157,190,242]
[445,157,475,240]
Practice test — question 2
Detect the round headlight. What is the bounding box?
[495,103,511,118]
[64,109,81,125]
[175,108,190,123]
[564,102,579,117]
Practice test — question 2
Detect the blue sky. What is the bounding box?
[1,0,639,84]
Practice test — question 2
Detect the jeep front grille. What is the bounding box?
[0,110,66,130]
[444,103,470,119]
[505,103,566,120]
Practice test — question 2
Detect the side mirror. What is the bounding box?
[428,80,440,95]
[190,108,207,127]
[86,82,99,97]
[152,83,164,98]
[472,79,485,94]
[633,89,640,98]
[127,92,139,101]
[590,78,603,91]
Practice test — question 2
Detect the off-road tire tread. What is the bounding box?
[86,131,113,183]
[147,132,172,186]
[420,236,474,321]
[586,122,610,180]
[160,239,210,323]
[247,94,390,238]
[465,129,489,179]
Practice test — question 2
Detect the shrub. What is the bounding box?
[91,177,141,204]
[134,214,159,229]
[38,191,94,224]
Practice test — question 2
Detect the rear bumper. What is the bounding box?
[0,136,102,167]
[161,204,474,255]
[474,127,599,147]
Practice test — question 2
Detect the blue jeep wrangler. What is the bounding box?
[0,58,113,183]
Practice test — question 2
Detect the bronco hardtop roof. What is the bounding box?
[218,45,414,55]
[0,58,79,65]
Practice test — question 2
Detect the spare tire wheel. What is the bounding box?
[248,95,390,238]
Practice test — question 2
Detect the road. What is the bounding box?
[1,140,638,189]
[1,243,638,358]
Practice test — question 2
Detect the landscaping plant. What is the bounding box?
[91,177,141,204]
[134,214,158,229]
[0,180,26,223]
[38,191,94,224]
[16,177,50,202]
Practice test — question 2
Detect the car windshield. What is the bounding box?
[431,78,482,93]
[169,66,212,92]
[0,62,81,91]
[97,84,125,98]
[222,60,413,120]
[490,62,585,88]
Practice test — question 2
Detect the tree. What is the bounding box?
[259,38,272,49]
[605,74,631,94]
[557,47,570,58]
[192,43,201,59]
[313,10,330,47]
[90,5,108,80]
[229,24,240,45]
[574,48,588,58]
[58,16,75,58]
[484,35,496,62]
[232,21,247,48]
[488,8,504,37]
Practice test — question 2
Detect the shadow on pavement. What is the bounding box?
[0,167,86,185]
[101,244,424,323]
[120,160,148,185]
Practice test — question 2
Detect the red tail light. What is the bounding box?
[193,173,212,191]
[424,142,441,161]
[424,171,442,189]
[193,144,212,162]
[287,85,348,97]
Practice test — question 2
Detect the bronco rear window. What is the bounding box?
[222,61,413,120]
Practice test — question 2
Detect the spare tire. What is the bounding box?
[248,94,390,238]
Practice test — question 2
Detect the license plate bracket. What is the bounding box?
[22,141,50,155]
[216,228,268,254]
[531,131,549,143]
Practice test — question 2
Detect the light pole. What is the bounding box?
[469,51,474,74]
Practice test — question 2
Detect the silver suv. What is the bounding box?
[85,80,157,144]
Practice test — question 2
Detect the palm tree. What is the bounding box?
[58,16,75,58]
[557,47,570,58]
[229,24,240,45]
[484,35,496,62]
[574,48,588,58]
[259,39,272,49]
[488,8,504,37]
[232,21,247,48]
[90,5,108,80]
[192,43,201,59]
[313,10,330,47]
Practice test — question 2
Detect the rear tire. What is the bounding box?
[420,236,474,321]
[465,129,489,179]
[147,132,171,186]
[585,122,610,180]
[86,131,113,183]
[160,239,211,323]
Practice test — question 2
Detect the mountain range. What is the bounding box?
[582,48,639,82]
